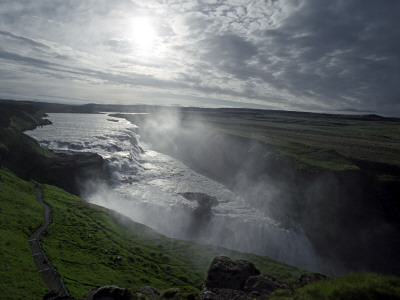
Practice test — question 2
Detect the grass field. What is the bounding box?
[0,169,48,298]
[195,110,400,174]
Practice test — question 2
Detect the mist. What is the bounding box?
[123,108,400,277]
[28,110,398,276]
[79,109,324,272]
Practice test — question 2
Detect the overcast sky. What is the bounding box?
[0,0,399,115]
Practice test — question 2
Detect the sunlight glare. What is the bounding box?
[130,17,157,51]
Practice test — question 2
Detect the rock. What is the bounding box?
[244,275,291,296]
[201,288,252,300]
[81,285,134,300]
[204,256,260,291]
[180,192,218,208]
[160,288,182,299]
[295,273,329,287]
[43,290,76,300]
[136,286,160,298]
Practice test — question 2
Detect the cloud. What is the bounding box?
[0,0,399,115]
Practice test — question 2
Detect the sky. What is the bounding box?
[0,0,399,115]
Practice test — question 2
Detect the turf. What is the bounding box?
[0,168,48,299]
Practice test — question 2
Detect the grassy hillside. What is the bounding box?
[39,182,302,298]
[270,273,400,300]
[2,167,400,299]
[0,167,304,299]
[0,169,48,298]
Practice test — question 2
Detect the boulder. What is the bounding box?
[136,286,160,298]
[295,273,329,287]
[201,256,298,299]
[244,275,291,296]
[81,285,134,300]
[204,256,260,291]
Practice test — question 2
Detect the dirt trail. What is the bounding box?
[28,182,69,296]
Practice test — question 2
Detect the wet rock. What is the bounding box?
[136,286,160,298]
[204,256,260,291]
[180,192,218,208]
[295,273,329,287]
[244,275,291,296]
[81,285,134,300]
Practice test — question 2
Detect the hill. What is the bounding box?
[0,168,303,298]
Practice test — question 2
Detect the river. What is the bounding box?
[25,112,319,270]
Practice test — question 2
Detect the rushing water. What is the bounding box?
[26,113,319,270]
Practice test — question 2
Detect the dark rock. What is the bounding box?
[244,275,291,296]
[160,288,182,299]
[204,256,260,291]
[136,286,160,298]
[295,273,329,287]
[180,192,218,208]
[43,290,76,300]
[81,285,134,300]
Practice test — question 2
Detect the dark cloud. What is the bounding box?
[0,0,399,115]
[254,0,400,112]
[0,30,50,49]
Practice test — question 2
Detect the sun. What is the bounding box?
[130,16,157,51]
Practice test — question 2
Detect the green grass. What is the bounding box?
[0,168,48,299]
[212,112,400,174]
[39,183,303,298]
[270,273,400,300]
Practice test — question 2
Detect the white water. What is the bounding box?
[26,113,319,270]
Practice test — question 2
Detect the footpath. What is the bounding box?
[28,181,69,296]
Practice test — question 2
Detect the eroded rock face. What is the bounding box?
[81,285,134,300]
[204,256,260,291]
